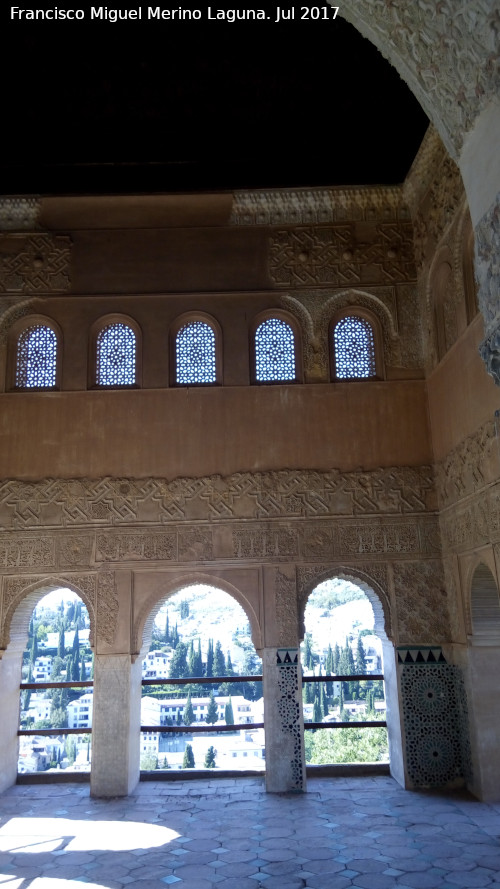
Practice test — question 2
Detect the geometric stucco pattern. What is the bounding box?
[0,467,446,649]
[0,467,437,529]
[0,234,72,293]
[268,223,416,290]
[0,518,441,571]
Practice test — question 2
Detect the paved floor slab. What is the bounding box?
[0,777,499,888]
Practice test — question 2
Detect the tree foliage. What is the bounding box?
[182,744,195,769]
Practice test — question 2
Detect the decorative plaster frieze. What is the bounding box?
[0,234,72,293]
[0,468,436,531]
[230,186,407,226]
[340,3,500,155]
[435,419,498,510]
[0,198,40,231]
[268,223,416,289]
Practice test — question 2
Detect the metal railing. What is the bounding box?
[18,680,93,737]
[302,673,387,730]
[141,674,264,734]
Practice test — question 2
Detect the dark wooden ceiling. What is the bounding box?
[1,11,429,194]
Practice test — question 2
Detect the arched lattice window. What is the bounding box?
[333,315,376,379]
[15,324,58,388]
[255,318,296,382]
[96,322,136,386]
[176,321,217,385]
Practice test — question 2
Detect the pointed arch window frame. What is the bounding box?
[250,310,303,385]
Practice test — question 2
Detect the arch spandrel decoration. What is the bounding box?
[0,574,97,654]
[132,572,263,661]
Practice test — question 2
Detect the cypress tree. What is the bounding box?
[169,642,188,678]
[195,639,203,677]
[226,651,234,676]
[205,690,218,724]
[187,639,195,677]
[213,640,225,677]
[356,636,367,674]
[333,643,341,673]
[224,696,234,725]
[183,691,194,726]
[205,639,214,678]
[313,696,322,723]
[182,744,195,769]
[204,746,216,768]
[57,626,65,659]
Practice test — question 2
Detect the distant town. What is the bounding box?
[19,581,388,773]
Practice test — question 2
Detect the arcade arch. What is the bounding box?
[138,583,264,772]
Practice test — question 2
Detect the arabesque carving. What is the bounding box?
[476,192,500,382]
[230,185,407,226]
[96,571,119,646]
[412,157,464,267]
[0,467,436,530]
[340,3,500,155]
[435,420,498,509]
[269,223,416,289]
[0,234,72,293]
[275,569,298,646]
[0,198,40,232]
[393,560,449,644]
[281,287,403,378]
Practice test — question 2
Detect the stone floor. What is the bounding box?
[1,776,500,889]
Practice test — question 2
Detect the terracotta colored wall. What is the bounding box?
[427,315,500,464]
[0,381,430,480]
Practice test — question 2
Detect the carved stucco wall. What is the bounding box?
[0,466,449,655]
[339,2,500,158]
